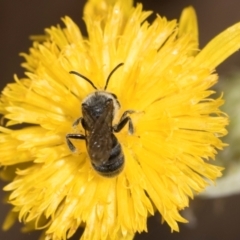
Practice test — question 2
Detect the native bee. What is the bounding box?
[66,63,134,177]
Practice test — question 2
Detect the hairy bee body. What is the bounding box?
[66,64,134,177]
[82,92,124,177]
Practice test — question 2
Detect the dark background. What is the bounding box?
[1,0,240,239]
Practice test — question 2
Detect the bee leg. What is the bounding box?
[113,110,134,134]
[66,133,86,153]
[72,117,83,127]
[72,117,89,131]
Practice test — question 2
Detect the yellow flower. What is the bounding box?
[1,0,240,239]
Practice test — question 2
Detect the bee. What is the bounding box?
[66,63,134,177]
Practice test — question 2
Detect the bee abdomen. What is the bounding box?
[109,138,122,161]
[92,134,124,177]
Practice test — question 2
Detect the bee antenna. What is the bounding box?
[104,63,124,90]
[69,71,98,90]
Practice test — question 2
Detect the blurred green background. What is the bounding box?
[1,0,240,239]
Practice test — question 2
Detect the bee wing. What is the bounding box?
[87,100,114,165]
[82,105,95,130]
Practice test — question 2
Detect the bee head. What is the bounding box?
[70,64,123,119]
[82,91,120,119]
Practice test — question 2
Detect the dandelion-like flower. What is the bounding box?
[1,0,240,239]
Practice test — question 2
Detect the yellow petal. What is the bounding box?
[2,210,18,231]
[179,6,199,55]
[84,0,133,21]
[194,22,240,69]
